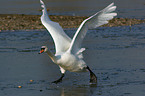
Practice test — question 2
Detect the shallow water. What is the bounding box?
[0,24,145,96]
[1,0,145,18]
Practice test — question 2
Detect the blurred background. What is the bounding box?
[0,0,145,18]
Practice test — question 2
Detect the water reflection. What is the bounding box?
[59,85,97,96]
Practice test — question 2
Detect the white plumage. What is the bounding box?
[39,0,117,84]
[40,0,71,54]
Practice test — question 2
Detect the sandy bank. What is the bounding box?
[0,14,144,31]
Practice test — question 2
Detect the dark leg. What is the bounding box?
[52,73,65,84]
[86,66,97,84]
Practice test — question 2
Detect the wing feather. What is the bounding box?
[68,3,117,54]
[40,0,71,54]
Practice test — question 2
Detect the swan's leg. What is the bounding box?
[52,73,65,84]
[86,66,97,84]
[52,66,66,84]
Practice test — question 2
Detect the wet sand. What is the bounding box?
[0,14,144,31]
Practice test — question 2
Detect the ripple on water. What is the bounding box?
[0,24,145,96]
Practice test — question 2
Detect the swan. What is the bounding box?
[39,0,117,84]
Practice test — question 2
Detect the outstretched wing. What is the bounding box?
[68,3,117,54]
[40,0,71,54]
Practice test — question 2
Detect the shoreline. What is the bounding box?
[0,14,144,31]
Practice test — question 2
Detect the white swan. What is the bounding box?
[39,0,117,84]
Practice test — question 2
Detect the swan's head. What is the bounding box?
[39,46,48,54]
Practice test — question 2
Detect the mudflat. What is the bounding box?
[0,14,144,31]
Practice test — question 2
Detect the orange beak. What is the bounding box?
[39,49,44,54]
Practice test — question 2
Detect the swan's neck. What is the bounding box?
[46,50,56,62]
